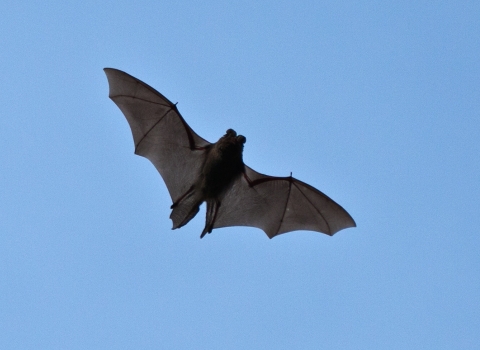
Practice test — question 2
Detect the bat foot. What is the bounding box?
[200,225,213,239]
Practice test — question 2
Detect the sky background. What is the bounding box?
[1,1,479,349]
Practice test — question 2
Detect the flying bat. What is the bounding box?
[104,68,355,238]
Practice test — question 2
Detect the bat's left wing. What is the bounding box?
[213,166,356,238]
[104,68,211,204]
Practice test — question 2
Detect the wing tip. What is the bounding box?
[103,67,121,73]
[103,67,118,78]
[103,67,130,82]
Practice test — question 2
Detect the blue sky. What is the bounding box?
[1,1,479,349]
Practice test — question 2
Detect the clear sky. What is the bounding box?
[1,1,479,349]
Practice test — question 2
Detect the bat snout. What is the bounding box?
[236,135,246,144]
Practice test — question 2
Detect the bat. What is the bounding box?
[104,68,356,238]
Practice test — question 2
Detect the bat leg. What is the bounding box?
[175,204,200,229]
[171,185,195,209]
[200,200,221,238]
[170,188,203,230]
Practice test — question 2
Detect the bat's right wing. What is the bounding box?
[104,68,211,203]
[213,166,356,238]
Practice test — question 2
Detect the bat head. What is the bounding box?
[214,129,247,162]
[224,129,246,145]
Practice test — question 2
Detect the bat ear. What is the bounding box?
[226,129,237,137]
[237,135,246,144]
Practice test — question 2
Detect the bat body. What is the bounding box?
[170,129,246,237]
[104,68,356,238]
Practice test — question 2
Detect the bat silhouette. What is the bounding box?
[104,68,355,238]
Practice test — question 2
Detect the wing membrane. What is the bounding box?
[104,68,211,202]
[214,166,356,238]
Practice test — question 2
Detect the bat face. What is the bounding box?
[104,68,356,239]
